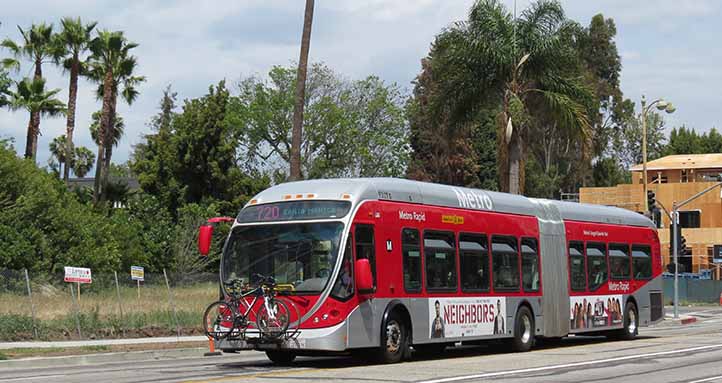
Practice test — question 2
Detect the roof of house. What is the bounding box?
[630,154,722,171]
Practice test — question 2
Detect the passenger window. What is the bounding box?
[632,245,652,279]
[459,233,489,292]
[569,241,586,291]
[402,229,423,292]
[609,244,631,280]
[424,231,457,291]
[586,242,607,290]
[492,236,520,291]
[355,225,376,288]
[330,233,354,300]
[521,238,539,292]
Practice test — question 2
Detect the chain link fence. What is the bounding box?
[0,269,219,341]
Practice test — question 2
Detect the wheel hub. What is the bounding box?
[628,308,637,334]
[386,320,401,353]
[521,315,531,344]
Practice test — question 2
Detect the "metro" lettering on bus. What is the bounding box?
[452,188,493,210]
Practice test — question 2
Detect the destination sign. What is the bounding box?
[237,201,351,223]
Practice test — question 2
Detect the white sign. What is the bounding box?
[64,266,92,284]
[131,266,145,281]
[570,295,623,330]
[429,297,506,339]
[452,187,493,210]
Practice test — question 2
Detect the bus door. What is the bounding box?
[354,224,377,292]
[347,223,380,348]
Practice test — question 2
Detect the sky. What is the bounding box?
[1,0,720,170]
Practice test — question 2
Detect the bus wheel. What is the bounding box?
[511,306,534,352]
[614,301,638,340]
[265,350,296,365]
[379,311,408,364]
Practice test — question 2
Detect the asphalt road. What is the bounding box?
[2,307,722,383]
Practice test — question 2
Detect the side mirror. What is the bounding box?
[355,258,374,294]
[198,224,214,256]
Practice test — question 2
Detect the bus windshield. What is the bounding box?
[222,222,344,294]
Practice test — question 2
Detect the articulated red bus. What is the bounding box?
[199,178,663,364]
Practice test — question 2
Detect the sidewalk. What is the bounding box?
[0,335,208,350]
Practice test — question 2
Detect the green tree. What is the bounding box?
[7,78,66,159]
[86,30,144,203]
[665,126,702,155]
[72,146,94,177]
[615,111,666,169]
[49,135,70,178]
[131,86,181,213]
[0,68,10,107]
[89,110,125,167]
[233,64,409,180]
[412,0,593,194]
[0,144,122,273]
[54,17,97,183]
[2,23,57,159]
[133,82,268,216]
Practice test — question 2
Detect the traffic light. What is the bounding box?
[679,235,687,256]
[647,190,656,211]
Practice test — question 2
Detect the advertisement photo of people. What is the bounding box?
[428,297,507,338]
[570,295,623,330]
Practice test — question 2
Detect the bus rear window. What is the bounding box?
[237,201,351,223]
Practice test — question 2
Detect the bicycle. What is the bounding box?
[203,274,292,341]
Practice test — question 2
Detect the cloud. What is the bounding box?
[1,0,720,168]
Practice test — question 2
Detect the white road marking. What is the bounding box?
[417,343,722,383]
[688,375,722,383]
[3,375,65,381]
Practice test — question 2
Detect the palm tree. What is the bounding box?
[54,17,97,183]
[90,110,125,145]
[72,146,94,177]
[289,0,315,181]
[2,23,57,159]
[86,30,144,202]
[49,135,70,178]
[8,78,66,159]
[435,0,593,194]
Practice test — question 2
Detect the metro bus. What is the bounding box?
[198,178,664,364]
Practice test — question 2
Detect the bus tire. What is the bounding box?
[379,310,408,364]
[265,350,296,365]
[613,301,638,340]
[511,306,534,352]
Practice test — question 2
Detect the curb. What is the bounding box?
[0,347,240,370]
[0,336,207,350]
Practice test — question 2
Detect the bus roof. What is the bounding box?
[248,177,655,229]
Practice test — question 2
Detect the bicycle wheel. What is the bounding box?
[275,296,301,336]
[256,298,291,339]
[203,301,236,340]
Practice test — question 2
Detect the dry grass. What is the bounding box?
[0,283,217,321]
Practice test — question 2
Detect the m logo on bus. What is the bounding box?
[452,188,493,211]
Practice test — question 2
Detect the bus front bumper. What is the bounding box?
[215,320,347,352]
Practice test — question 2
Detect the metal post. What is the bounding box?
[114,271,126,337]
[24,269,38,339]
[642,95,648,212]
[163,268,181,338]
[672,208,679,319]
[69,283,83,339]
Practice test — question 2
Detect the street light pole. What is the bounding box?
[640,95,675,213]
[642,96,649,212]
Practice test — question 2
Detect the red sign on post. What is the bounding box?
[64,267,92,284]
